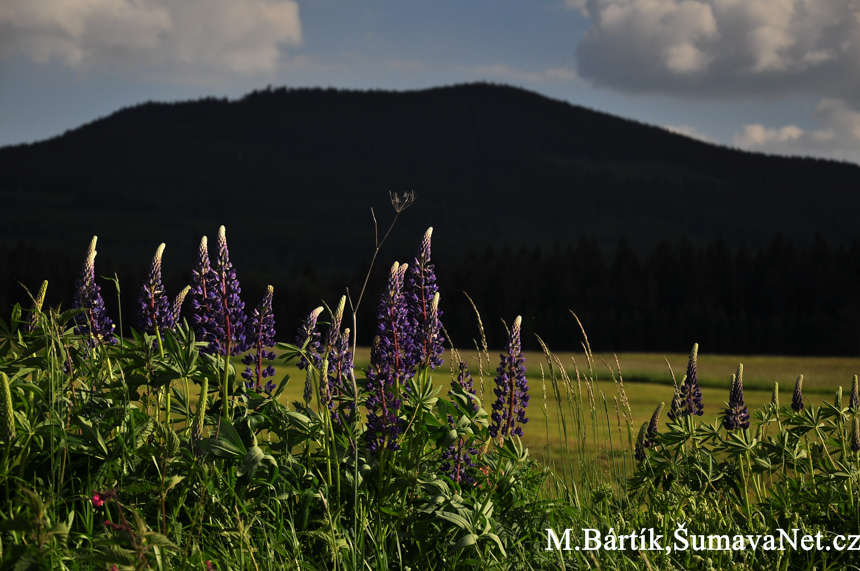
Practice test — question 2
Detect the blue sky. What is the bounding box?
[1,0,858,163]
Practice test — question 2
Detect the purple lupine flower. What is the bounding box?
[296,306,323,405]
[189,236,217,343]
[405,228,444,369]
[172,286,190,327]
[204,226,247,356]
[634,422,649,461]
[644,402,664,447]
[137,244,174,335]
[450,361,478,414]
[241,285,276,391]
[326,327,355,425]
[441,437,478,485]
[791,375,804,412]
[322,297,355,425]
[667,385,684,422]
[678,344,704,417]
[722,368,751,431]
[315,298,345,416]
[73,237,116,345]
[318,297,345,415]
[364,262,414,453]
[488,316,529,439]
[296,306,323,372]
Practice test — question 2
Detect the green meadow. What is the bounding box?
[260,347,860,461]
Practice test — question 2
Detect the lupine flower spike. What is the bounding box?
[296,307,323,405]
[634,421,649,461]
[850,375,859,412]
[138,244,174,337]
[208,226,247,356]
[323,297,355,424]
[451,361,479,413]
[667,383,685,422]
[645,402,664,447]
[189,236,216,343]
[327,327,355,424]
[679,343,704,417]
[850,417,860,453]
[405,228,444,369]
[242,286,277,392]
[792,375,804,412]
[489,316,529,439]
[27,280,48,332]
[723,365,750,431]
[441,361,479,483]
[296,307,323,371]
[172,286,190,327]
[73,237,116,345]
[441,437,478,485]
[772,382,779,409]
[365,262,413,453]
[0,372,15,442]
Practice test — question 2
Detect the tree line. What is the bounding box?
[2,233,859,356]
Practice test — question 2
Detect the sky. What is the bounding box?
[1,0,860,164]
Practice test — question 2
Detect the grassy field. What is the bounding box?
[244,347,860,464]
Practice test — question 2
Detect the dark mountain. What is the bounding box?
[3,83,860,355]
[2,82,859,274]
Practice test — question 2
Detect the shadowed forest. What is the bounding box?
[2,232,858,356]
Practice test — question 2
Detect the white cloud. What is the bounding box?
[664,124,718,143]
[470,63,579,83]
[574,0,860,97]
[733,99,860,163]
[0,0,302,75]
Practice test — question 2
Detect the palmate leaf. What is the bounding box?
[75,415,109,458]
[144,531,178,550]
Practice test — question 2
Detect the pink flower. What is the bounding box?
[91,492,106,507]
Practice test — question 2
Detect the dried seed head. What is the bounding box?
[389,190,416,212]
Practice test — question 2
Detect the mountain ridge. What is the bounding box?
[1,82,858,276]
